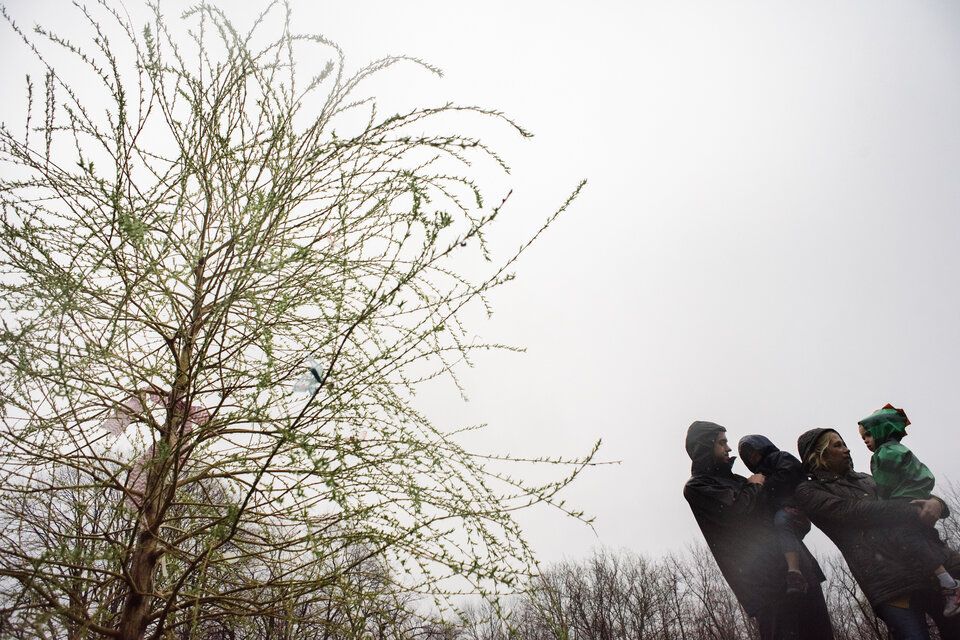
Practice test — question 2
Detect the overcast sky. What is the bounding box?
[3,0,960,565]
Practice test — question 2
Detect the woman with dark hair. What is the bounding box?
[795,428,960,640]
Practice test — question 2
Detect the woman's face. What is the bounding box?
[822,432,852,474]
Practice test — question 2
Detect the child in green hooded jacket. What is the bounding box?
[858,403,960,617]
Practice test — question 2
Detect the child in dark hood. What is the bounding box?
[738,434,811,596]
[858,403,960,617]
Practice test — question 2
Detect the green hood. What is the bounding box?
[858,406,908,446]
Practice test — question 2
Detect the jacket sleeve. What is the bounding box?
[794,479,918,528]
[684,476,764,522]
[935,496,952,519]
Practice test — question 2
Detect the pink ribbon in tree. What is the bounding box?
[101,389,210,507]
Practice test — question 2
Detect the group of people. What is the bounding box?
[684,404,960,640]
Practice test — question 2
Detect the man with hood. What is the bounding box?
[795,426,960,639]
[683,421,832,640]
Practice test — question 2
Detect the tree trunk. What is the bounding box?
[117,517,161,640]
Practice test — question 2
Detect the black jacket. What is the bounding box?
[684,422,825,616]
[739,434,805,511]
[796,466,960,606]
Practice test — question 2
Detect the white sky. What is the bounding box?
[3,0,960,566]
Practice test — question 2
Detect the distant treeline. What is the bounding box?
[448,547,886,640]
[6,533,950,639]
[6,489,955,639]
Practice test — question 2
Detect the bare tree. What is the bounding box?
[0,2,595,638]
[664,546,757,640]
[937,480,960,548]
[456,547,755,640]
[821,556,890,640]
[449,547,900,640]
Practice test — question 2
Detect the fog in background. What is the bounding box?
[2,0,959,565]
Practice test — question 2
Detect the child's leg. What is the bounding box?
[773,509,805,573]
[935,565,960,617]
[935,565,959,589]
[774,508,809,595]
[889,523,960,615]
[892,524,949,578]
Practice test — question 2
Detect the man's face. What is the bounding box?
[822,432,852,473]
[713,432,731,463]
